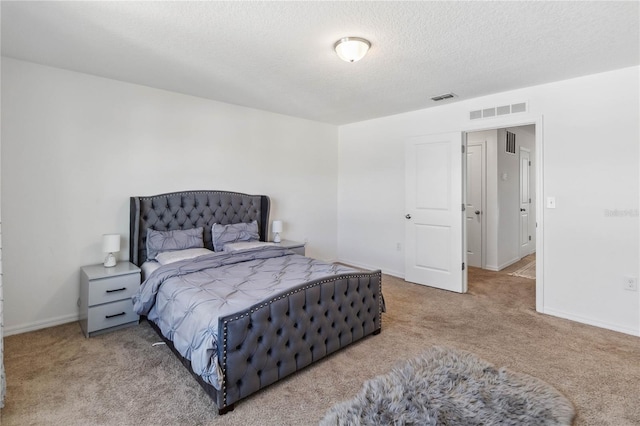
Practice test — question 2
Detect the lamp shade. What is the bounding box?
[334,37,371,62]
[272,221,283,233]
[102,234,120,253]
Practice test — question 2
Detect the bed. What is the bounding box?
[129,190,383,414]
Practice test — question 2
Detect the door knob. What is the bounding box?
[520,208,526,212]
[405,214,412,219]
[474,210,480,215]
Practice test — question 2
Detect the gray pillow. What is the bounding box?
[212,221,260,252]
[146,227,204,260]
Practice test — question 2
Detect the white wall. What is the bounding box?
[338,66,640,336]
[1,58,340,334]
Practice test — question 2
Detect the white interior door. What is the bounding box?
[519,147,531,257]
[405,132,466,293]
[466,143,484,268]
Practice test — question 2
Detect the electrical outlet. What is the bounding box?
[623,276,638,291]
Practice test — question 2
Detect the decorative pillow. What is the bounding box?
[155,248,214,265]
[146,227,204,260]
[212,220,260,252]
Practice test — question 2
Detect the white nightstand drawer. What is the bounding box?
[80,262,141,337]
[87,299,138,333]
[88,273,140,306]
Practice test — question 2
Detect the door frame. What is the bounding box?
[462,115,544,313]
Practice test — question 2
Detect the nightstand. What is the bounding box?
[276,239,306,256]
[79,262,141,337]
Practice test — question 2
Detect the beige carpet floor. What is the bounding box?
[2,262,639,425]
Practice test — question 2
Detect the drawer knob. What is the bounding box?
[105,312,126,319]
[106,287,127,293]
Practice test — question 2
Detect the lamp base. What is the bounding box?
[274,233,281,243]
[104,253,116,267]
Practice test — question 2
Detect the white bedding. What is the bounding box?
[223,241,275,252]
[140,261,160,281]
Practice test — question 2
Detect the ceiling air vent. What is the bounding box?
[469,110,482,120]
[482,108,496,118]
[431,93,456,102]
[496,105,511,116]
[469,101,528,120]
[511,102,527,113]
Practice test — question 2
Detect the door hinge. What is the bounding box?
[462,145,466,154]
[529,160,531,166]
[529,198,531,203]
[462,262,466,270]
[529,235,532,241]
[462,204,466,212]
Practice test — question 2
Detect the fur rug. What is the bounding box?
[320,347,575,426]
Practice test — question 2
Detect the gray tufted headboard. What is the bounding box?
[130,190,270,266]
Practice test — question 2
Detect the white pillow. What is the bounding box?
[155,248,214,265]
[223,241,275,252]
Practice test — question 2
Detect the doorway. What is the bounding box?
[465,124,537,297]
[403,116,544,312]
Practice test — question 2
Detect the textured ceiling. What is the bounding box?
[2,1,638,125]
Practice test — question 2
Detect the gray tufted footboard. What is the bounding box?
[218,271,382,412]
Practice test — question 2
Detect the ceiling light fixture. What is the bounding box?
[334,37,371,63]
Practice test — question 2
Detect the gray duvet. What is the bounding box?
[132,245,358,390]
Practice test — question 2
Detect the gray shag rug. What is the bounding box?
[320,347,575,426]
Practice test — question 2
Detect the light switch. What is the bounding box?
[546,197,556,209]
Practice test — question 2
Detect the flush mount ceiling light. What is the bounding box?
[334,37,371,63]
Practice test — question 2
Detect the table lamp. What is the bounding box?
[102,234,120,267]
[272,221,283,243]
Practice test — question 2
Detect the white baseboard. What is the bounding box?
[485,257,525,272]
[4,313,79,337]
[543,307,639,337]
[498,257,521,271]
[336,258,404,279]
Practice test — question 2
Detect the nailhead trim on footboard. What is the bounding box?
[219,271,383,409]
